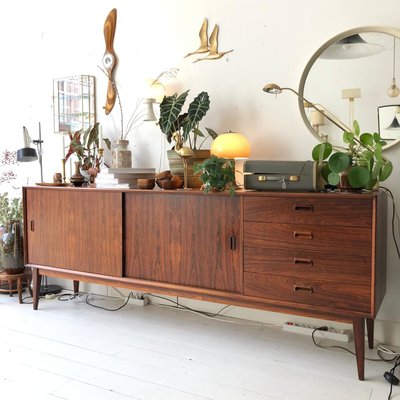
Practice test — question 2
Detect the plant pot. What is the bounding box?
[167,149,210,189]
[112,139,132,168]
[0,221,24,274]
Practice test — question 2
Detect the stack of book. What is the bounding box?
[94,167,156,189]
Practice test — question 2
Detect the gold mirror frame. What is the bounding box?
[298,26,400,151]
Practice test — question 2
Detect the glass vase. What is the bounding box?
[112,140,132,168]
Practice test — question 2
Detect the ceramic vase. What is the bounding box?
[112,139,132,168]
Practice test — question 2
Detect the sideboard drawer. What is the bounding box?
[244,272,371,312]
[244,221,372,256]
[244,197,373,228]
[244,246,371,285]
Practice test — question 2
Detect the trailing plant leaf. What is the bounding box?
[360,133,374,147]
[348,166,370,188]
[380,161,393,181]
[327,172,340,186]
[312,142,332,164]
[328,152,350,173]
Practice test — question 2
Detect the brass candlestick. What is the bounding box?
[62,158,66,183]
[176,146,194,190]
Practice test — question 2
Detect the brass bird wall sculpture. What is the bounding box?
[185,19,233,63]
[184,18,209,57]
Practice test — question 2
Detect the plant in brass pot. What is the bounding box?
[312,120,393,190]
[194,155,236,196]
[158,90,218,188]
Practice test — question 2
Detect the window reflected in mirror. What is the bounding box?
[53,75,96,134]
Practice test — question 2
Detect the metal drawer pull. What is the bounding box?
[293,204,313,212]
[230,236,236,250]
[294,285,313,294]
[293,231,313,239]
[30,220,35,232]
[293,258,313,266]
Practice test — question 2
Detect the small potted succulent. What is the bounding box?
[194,155,236,196]
[312,120,393,190]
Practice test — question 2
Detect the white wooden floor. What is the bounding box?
[0,292,396,400]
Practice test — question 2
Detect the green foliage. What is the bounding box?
[0,193,22,226]
[159,90,216,150]
[65,123,111,169]
[193,155,236,196]
[311,120,393,190]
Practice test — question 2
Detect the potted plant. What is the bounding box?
[312,120,393,190]
[158,90,218,188]
[194,155,236,196]
[65,123,111,184]
[0,193,24,274]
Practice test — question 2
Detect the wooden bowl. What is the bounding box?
[137,178,155,190]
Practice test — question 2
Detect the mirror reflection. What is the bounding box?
[53,75,96,134]
[299,27,400,150]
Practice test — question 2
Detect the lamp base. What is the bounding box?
[40,284,63,296]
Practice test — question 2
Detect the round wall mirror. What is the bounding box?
[298,26,400,150]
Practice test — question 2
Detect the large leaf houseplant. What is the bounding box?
[159,90,218,188]
[158,90,218,150]
[312,120,393,190]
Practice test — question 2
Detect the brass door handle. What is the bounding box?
[293,231,313,239]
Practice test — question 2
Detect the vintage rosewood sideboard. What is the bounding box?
[22,187,387,380]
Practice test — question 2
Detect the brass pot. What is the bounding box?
[167,149,210,189]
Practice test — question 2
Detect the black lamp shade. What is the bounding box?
[17,147,38,162]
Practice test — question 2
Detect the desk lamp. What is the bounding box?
[262,83,351,134]
[211,131,251,187]
[17,123,62,296]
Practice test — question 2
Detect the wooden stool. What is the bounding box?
[0,268,33,304]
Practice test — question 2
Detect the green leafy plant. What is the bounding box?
[158,90,218,150]
[312,120,393,189]
[0,193,22,226]
[65,123,111,170]
[194,155,236,196]
[0,192,24,273]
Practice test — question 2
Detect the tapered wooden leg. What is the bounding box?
[73,280,80,294]
[366,318,374,349]
[32,268,42,310]
[17,276,23,304]
[353,317,365,381]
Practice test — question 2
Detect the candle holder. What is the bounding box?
[176,146,194,190]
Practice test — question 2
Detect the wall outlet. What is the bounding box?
[128,297,149,306]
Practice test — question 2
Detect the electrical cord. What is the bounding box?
[380,186,400,259]
[311,327,384,362]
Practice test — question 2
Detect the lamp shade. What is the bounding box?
[320,34,384,60]
[17,147,38,162]
[211,131,251,159]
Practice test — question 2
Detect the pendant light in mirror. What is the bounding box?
[320,34,384,60]
[388,37,400,98]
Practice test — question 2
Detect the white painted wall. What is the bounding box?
[2,0,400,345]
